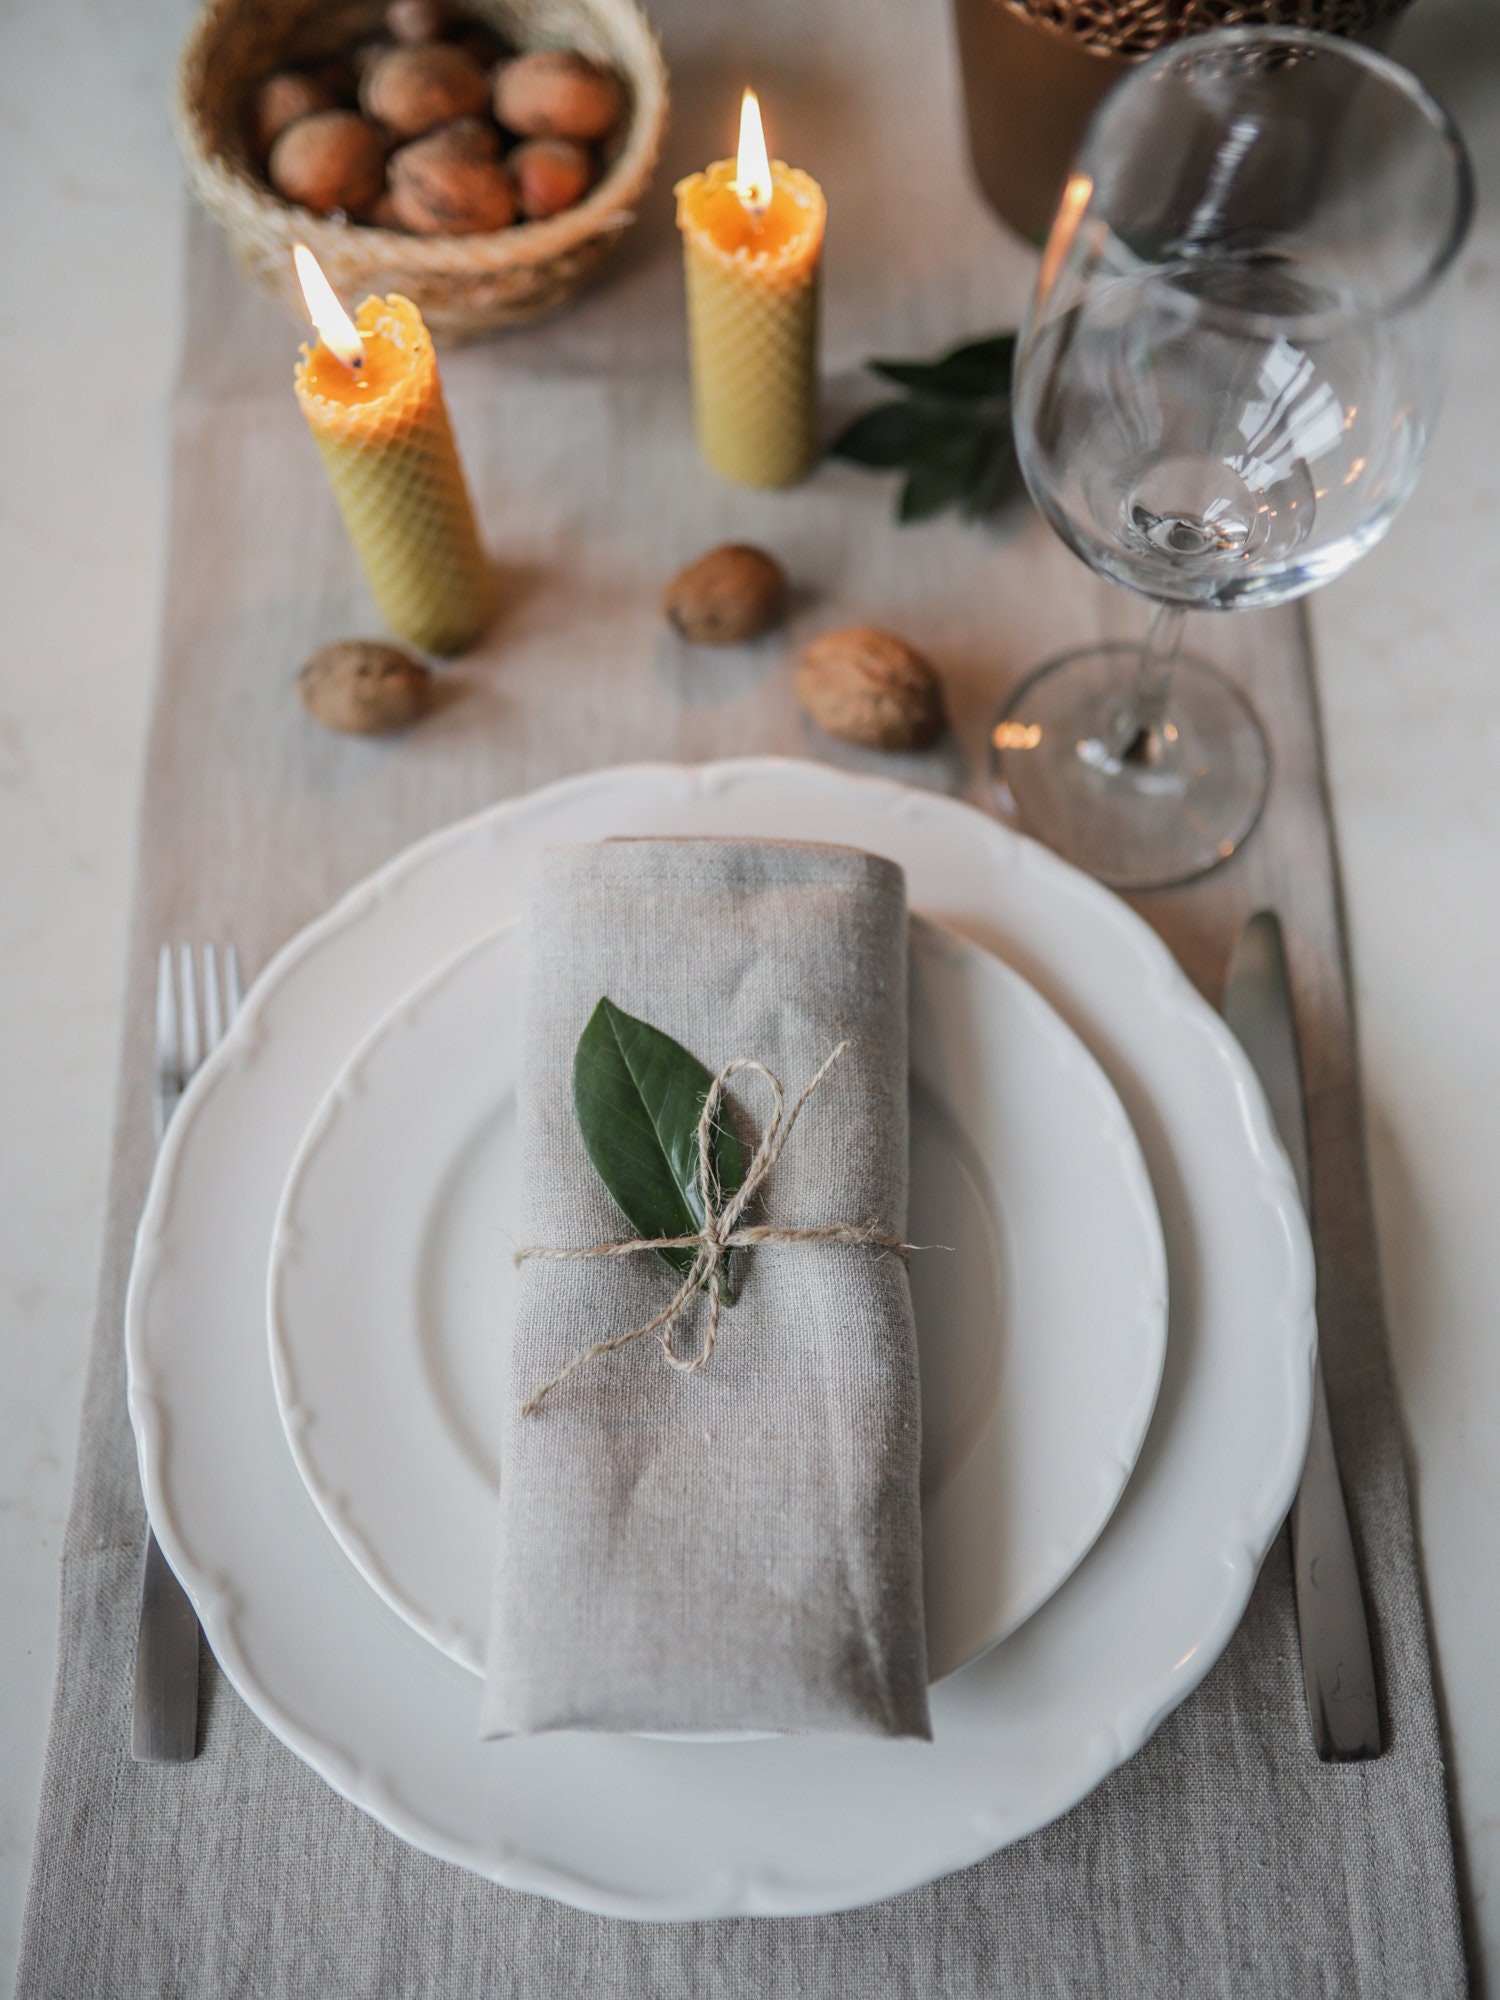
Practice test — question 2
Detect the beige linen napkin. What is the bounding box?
[482,838,930,1740]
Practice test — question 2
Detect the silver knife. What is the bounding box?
[1223,910,1381,1761]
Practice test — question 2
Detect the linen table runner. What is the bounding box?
[19,0,1465,1986]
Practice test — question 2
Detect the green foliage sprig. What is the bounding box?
[828,332,1019,526]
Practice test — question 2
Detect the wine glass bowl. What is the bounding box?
[995,28,1473,890]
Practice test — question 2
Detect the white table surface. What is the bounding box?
[2,0,1496,1990]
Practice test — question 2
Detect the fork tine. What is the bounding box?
[153,945,178,1147]
[179,944,201,1081]
[155,943,176,1068]
[224,943,243,1024]
[202,945,223,1053]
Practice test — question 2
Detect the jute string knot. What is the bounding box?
[516,1041,910,1416]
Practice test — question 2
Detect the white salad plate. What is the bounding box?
[267,914,1169,1685]
[125,759,1314,1921]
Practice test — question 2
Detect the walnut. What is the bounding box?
[364,187,406,230]
[268,111,387,216]
[298,641,432,734]
[386,0,449,44]
[493,50,625,142]
[361,44,490,139]
[426,113,501,158]
[663,545,787,645]
[250,71,335,156]
[510,137,595,218]
[796,627,946,749]
[389,122,516,233]
[351,37,393,84]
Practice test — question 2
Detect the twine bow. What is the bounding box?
[516,1041,910,1416]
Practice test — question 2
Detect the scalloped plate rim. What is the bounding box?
[124,756,1314,1921]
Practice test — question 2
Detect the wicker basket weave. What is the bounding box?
[175,0,668,341]
[1010,0,1410,59]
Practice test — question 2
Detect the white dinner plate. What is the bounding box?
[125,759,1314,1920]
[267,915,1169,1685]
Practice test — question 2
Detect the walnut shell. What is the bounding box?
[298,641,431,734]
[352,37,393,83]
[422,113,502,159]
[663,545,787,645]
[509,136,595,218]
[364,188,406,230]
[386,0,449,44]
[362,44,490,139]
[250,71,335,156]
[493,50,625,142]
[796,627,946,749]
[268,110,387,216]
[389,123,516,233]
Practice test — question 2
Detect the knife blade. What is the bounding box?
[1223,910,1381,1761]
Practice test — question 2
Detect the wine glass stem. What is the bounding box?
[1116,604,1185,767]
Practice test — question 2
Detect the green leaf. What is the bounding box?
[825,327,1019,528]
[571,999,744,1287]
[897,416,989,522]
[912,414,988,475]
[870,334,1016,404]
[960,422,1019,522]
[827,400,935,468]
[900,461,967,522]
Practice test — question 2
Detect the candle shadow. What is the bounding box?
[477,557,551,650]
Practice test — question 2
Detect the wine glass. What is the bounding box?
[992,27,1473,891]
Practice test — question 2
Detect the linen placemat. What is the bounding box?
[18,0,1465,1986]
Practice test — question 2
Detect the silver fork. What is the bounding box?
[131,942,243,1763]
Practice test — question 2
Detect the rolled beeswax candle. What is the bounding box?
[675,98,826,490]
[295,291,493,656]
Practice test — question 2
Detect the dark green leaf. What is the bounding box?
[897,416,990,523]
[870,334,1016,404]
[960,422,1019,522]
[571,999,744,1286]
[827,327,1019,528]
[899,461,968,523]
[827,400,936,468]
[910,414,988,477]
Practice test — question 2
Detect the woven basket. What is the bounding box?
[175,0,668,342]
[1009,0,1410,60]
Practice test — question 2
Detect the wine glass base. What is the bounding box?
[991,644,1269,892]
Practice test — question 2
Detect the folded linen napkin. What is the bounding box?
[482,837,930,1740]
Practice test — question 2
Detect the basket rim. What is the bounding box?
[173,0,669,278]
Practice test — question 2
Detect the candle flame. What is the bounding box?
[734,89,773,218]
[293,244,364,369]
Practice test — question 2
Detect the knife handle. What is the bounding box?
[1290,1362,1381,1760]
